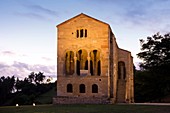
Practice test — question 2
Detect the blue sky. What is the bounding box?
[0,0,170,79]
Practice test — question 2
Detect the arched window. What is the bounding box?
[76,49,88,75]
[89,50,101,76]
[67,84,73,93]
[65,51,74,75]
[79,84,85,93]
[118,61,126,79]
[92,84,98,93]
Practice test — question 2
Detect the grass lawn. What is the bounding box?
[0,104,170,113]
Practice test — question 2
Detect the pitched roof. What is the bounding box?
[57,13,109,27]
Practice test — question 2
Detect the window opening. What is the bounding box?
[80,84,85,93]
[92,84,98,93]
[90,60,93,75]
[97,60,101,76]
[67,84,73,93]
[118,61,126,79]
[80,29,83,38]
[65,51,74,75]
[85,60,88,70]
[76,29,87,38]
[85,29,87,37]
[123,67,126,79]
[77,30,79,38]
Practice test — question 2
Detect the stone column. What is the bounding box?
[87,56,91,76]
[74,57,77,76]
[73,52,77,76]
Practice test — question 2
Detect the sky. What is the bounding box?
[0,0,170,80]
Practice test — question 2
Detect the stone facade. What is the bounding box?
[53,13,134,104]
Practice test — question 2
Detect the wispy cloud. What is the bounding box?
[15,3,58,21]
[26,5,58,16]
[1,51,15,56]
[0,50,56,79]
[42,57,52,61]
[104,0,170,33]
[0,63,9,69]
[0,61,56,79]
[15,12,46,20]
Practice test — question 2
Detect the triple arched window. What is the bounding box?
[77,29,87,38]
[65,49,101,76]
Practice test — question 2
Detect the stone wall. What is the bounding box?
[118,48,134,103]
[53,96,111,104]
[57,76,108,97]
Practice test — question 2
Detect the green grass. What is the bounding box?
[0,104,170,113]
[35,88,56,104]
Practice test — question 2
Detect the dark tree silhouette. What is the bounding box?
[35,72,45,84]
[0,72,54,105]
[28,72,35,83]
[136,32,170,102]
[137,32,170,69]
[0,76,15,104]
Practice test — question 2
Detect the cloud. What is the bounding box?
[0,50,56,80]
[105,0,170,33]
[15,4,58,21]
[0,61,56,79]
[0,63,9,69]
[134,62,141,70]
[42,57,52,61]
[1,51,15,56]
[15,12,48,20]
[26,5,58,16]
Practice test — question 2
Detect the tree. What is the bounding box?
[137,32,170,69]
[0,76,15,105]
[28,72,35,83]
[35,72,45,84]
[137,32,170,102]
[0,72,53,105]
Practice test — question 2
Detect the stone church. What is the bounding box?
[53,13,134,104]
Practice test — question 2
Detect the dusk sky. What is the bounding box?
[0,0,170,80]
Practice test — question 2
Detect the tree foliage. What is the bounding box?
[0,76,15,105]
[136,32,170,102]
[137,33,170,69]
[0,72,55,105]
[28,72,45,84]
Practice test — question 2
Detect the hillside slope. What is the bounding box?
[35,87,56,104]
